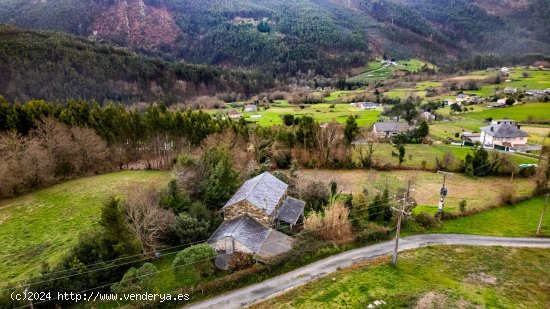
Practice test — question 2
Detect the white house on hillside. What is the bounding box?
[480,119,529,148]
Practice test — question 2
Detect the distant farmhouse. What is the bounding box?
[244,104,258,112]
[208,172,305,269]
[480,119,529,149]
[419,111,435,122]
[227,110,242,119]
[373,121,409,139]
[501,67,511,75]
[350,102,380,110]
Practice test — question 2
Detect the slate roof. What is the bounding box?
[481,124,529,138]
[374,121,408,133]
[223,172,288,215]
[257,229,294,258]
[208,215,294,257]
[277,197,305,225]
[208,215,270,253]
[244,104,257,110]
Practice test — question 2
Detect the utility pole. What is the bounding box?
[392,180,411,267]
[538,136,547,164]
[537,193,549,236]
[437,171,452,220]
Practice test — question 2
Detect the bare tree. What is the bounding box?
[315,122,343,166]
[123,189,175,256]
[71,126,109,173]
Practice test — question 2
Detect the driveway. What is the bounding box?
[184,234,550,309]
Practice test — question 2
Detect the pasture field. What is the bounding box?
[364,143,537,168]
[297,169,534,212]
[323,90,367,102]
[458,102,550,122]
[241,103,381,126]
[430,122,549,145]
[348,59,431,84]
[416,196,550,237]
[0,170,170,284]
[252,246,550,309]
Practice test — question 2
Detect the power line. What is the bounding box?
[17,203,401,309]
[4,199,398,293]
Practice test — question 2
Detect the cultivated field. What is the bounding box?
[297,169,535,212]
[252,246,550,308]
[0,171,170,284]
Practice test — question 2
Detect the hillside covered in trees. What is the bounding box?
[0,25,272,103]
[1,0,550,77]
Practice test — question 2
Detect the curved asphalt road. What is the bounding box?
[184,234,550,309]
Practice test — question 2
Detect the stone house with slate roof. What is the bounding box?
[208,172,305,268]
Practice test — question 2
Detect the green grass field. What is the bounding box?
[365,143,538,169]
[348,59,431,84]
[252,246,550,309]
[0,170,170,284]
[419,196,550,237]
[242,103,381,126]
[458,102,550,122]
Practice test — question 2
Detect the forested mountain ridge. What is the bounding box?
[1,0,549,77]
[0,25,272,103]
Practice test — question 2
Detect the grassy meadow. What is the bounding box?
[251,246,550,309]
[297,169,535,213]
[458,102,550,122]
[417,196,550,237]
[241,103,381,126]
[348,59,431,84]
[0,170,170,284]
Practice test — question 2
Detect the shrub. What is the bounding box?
[356,223,390,244]
[170,213,209,245]
[173,243,216,277]
[459,199,467,213]
[304,203,352,241]
[111,263,158,294]
[300,180,330,212]
[413,212,440,230]
[498,184,516,205]
[227,251,255,272]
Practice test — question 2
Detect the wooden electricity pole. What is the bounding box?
[537,193,549,236]
[437,171,453,221]
[393,180,411,267]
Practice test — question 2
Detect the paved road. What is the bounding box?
[184,234,550,309]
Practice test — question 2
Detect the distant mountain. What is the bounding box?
[1,0,549,77]
[0,25,272,103]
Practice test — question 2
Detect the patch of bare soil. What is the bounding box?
[415,291,447,309]
[464,272,497,285]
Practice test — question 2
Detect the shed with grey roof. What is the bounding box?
[276,197,305,225]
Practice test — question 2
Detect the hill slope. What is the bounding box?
[0,25,271,103]
[1,0,549,76]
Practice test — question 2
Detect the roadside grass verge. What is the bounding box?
[418,196,550,237]
[250,246,550,309]
[0,170,170,284]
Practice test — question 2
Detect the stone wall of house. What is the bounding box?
[211,238,253,254]
[224,200,272,226]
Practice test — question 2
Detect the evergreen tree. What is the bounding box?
[344,115,359,145]
[201,152,240,210]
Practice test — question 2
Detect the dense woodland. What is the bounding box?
[2,0,550,78]
[0,25,272,103]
